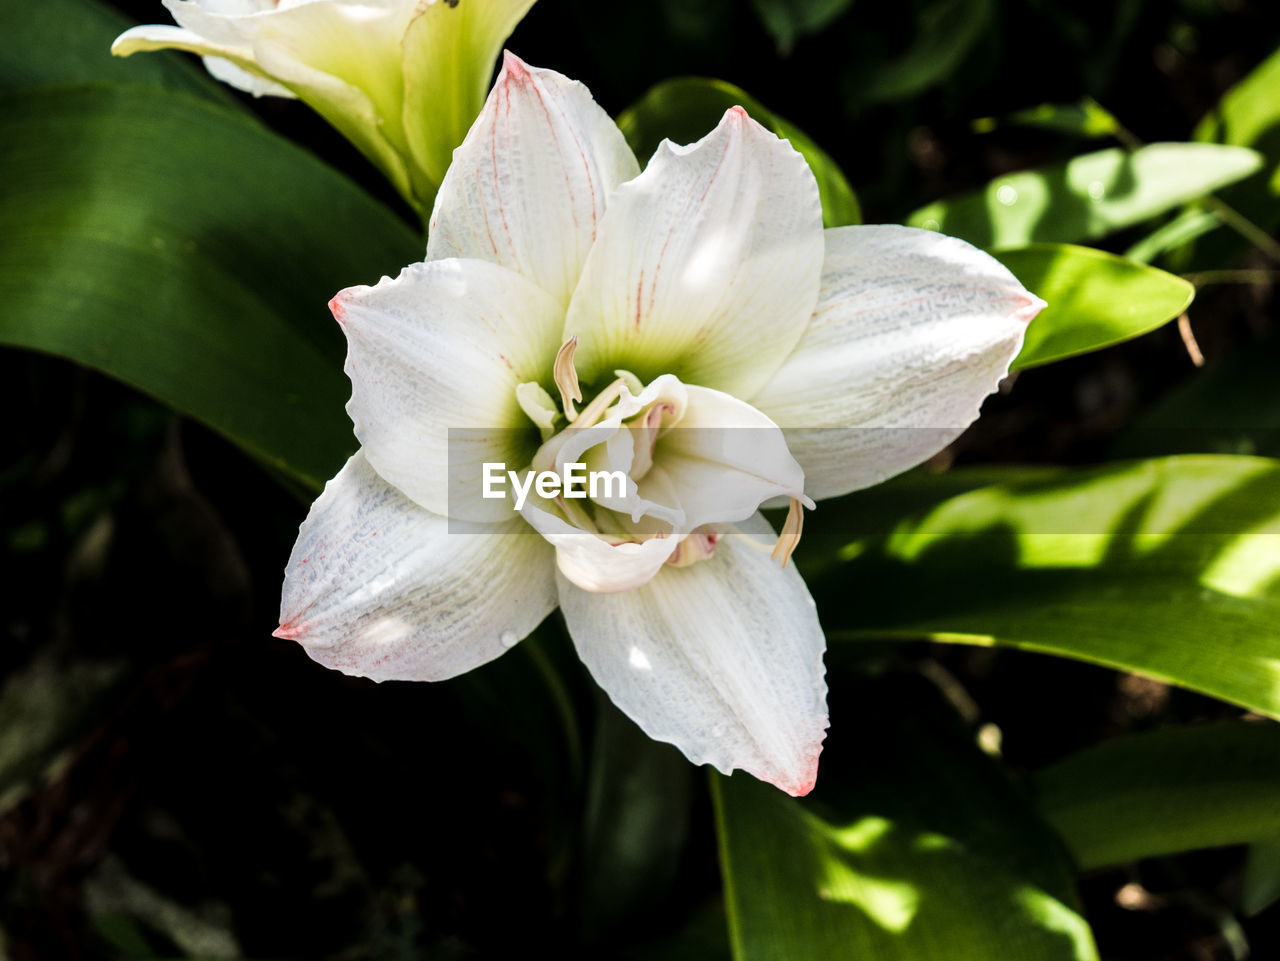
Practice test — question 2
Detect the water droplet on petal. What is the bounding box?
[996,184,1018,206]
[500,630,519,649]
[1088,180,1106,200]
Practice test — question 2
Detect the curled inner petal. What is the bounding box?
[667,529,720,568]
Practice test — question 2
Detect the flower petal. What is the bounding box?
[111,23,291,96]
[520,500,679,593]
[643,385,808,529]
[277,451,557,682]
[751,225,1043,500]
[565,106,824,399]
[426,53,640,306]
[119,1,414,198]
[405,10,562,217]
[240,1,417,199]
[557,512,828,795]
[337,258,564,522]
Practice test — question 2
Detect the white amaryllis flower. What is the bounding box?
[111,0,536,216]
[274,54,1044,795]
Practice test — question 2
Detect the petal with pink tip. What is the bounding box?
[751,225,1043,500]
[557,512,828,796]
[426,53,640,306]
[277,451,556,683]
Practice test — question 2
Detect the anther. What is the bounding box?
[554,336,582,420]
[770,497,806,567]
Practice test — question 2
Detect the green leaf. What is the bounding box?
[860,0,994,104]
[972,99,1120,139]
[617,77,861,228]
[0,85,421,491]
[1000,244,1194,369]
[806,456,1280,719]
[577,695,694,941]
[749,0,853,54]
[714,673,1098,961]
[1242,837,1280,917]
[1195,44,1280,158]
[1190,46,1280,263]
[907,143,1262,249]
[1123,207,1222,264]
[1033,722,1280,869]
[0,0,230,101]
[1112,335,1280,460]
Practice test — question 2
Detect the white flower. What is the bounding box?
[112,0,536,216]
[274,55,1044,795]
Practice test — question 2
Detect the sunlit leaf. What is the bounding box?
[1123,207,1222,264]
[1195,45,1280,161]
[907,143,1261,249]
[1033,722,1280,869]
[1191,45,1280,263]
[617,76,861,228]
[1000,244,1194,369]
[805,456,1280,719]
[0,86,421,491]
[714,673,1098,961]
[972,98,1120,139]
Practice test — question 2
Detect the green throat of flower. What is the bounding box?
[512,336,806,570]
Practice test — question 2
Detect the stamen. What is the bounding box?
[573,376,627,429]
[554,336,583,420]
[770,497,806,568]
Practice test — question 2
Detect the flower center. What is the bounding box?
[513,337,807,576]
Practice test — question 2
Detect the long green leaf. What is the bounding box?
[0,85,421,490]
[617,77,861,228]
[714,674,1098,961]
[1195,45,1280,168]
[1033,722,1280,869]
[907,143,1261,249]
[0,0,230,101]
[972,99,1120,139]
[576,695,694,940]
[805,456,1280,718]
[1184,46,1280,267]
[1001,244,1194,369]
